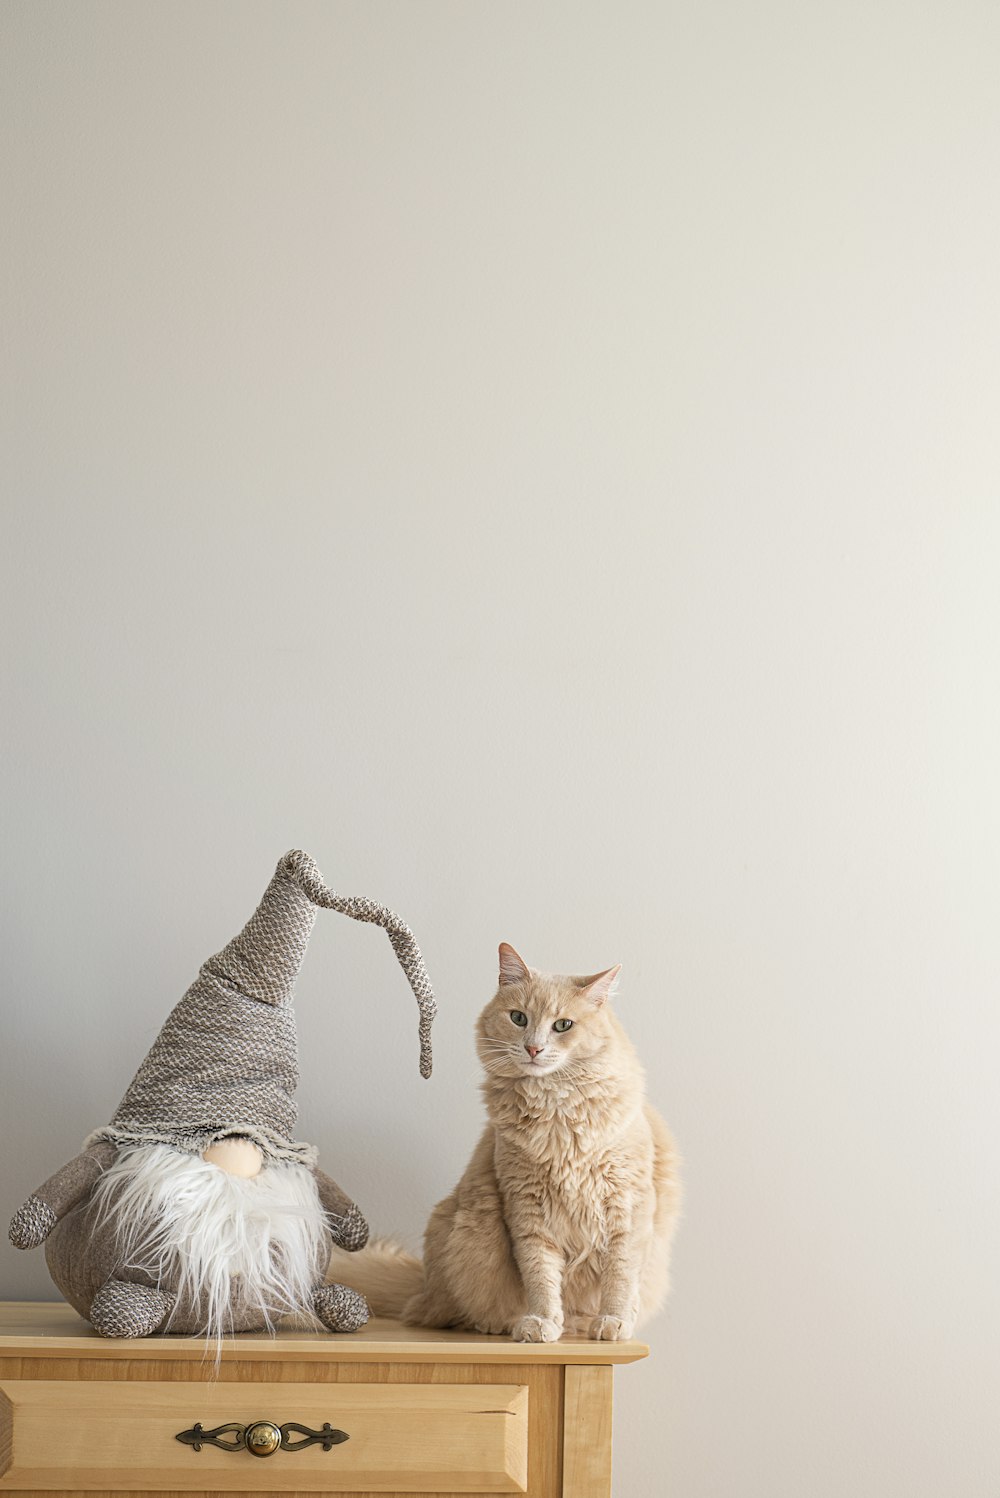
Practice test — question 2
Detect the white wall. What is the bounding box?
[3,4,998,1494]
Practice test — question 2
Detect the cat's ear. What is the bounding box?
[498,943,533,988]
[577,964,622,1008]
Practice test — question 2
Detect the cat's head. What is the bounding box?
[476,942,622,1079]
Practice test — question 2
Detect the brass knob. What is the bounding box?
[245,1422,282,1458]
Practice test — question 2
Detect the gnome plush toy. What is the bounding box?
[8,850,436,1340]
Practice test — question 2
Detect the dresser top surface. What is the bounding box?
[0,1301,649,1364]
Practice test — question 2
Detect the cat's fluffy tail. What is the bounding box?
[326,1238,423,1318]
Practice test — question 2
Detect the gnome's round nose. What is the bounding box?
[91,851,436,1167]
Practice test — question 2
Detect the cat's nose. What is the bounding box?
[525,1044,544,1059]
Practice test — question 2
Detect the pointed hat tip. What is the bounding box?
[279,849,437,1079]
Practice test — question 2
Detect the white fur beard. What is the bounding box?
[90,1145,328,1341]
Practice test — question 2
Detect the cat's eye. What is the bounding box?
[553,1018,573,1033]
[509,1010,528,1027]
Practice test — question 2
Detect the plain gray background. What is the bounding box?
[3,3,998,1494]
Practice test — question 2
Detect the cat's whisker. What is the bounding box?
[479,1056,513,1076]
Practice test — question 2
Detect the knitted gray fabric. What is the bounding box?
[287,850,437,1080]
[8,1196,57,1251]
[88,851,436,1165]
[330,1202,369,1252]
[312,1281,369,1333]
[90,1281,175,1339]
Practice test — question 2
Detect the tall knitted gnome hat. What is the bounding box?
[87,850,436,1166]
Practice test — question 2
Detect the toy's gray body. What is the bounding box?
[11,1139,370,1336]
[8,849,436,1339]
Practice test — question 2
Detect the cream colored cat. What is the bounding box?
[328,943,681,1342]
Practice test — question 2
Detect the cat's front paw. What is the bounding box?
[589,1314,635,1341]
[512,1314,563,1343]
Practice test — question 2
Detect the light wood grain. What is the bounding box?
[0,1379,528,1493]
[0,1387,11,1481]
[562,1366,613,1498]
[0,1361,565,1498]
[0,1306,647,1367]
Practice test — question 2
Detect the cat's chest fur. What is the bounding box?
[489,1075,643,1249]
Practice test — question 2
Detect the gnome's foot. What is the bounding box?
[313,1282,369,1333]
[90,1281,175,1338]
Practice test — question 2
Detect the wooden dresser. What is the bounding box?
[0,1302,648,1498]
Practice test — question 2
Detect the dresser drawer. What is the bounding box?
[0,1378,529,1493]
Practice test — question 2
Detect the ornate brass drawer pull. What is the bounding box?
[176,1419,349,1457]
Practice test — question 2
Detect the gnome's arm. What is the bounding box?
[312,1166,369,1252]
[9,1139,118,1250]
